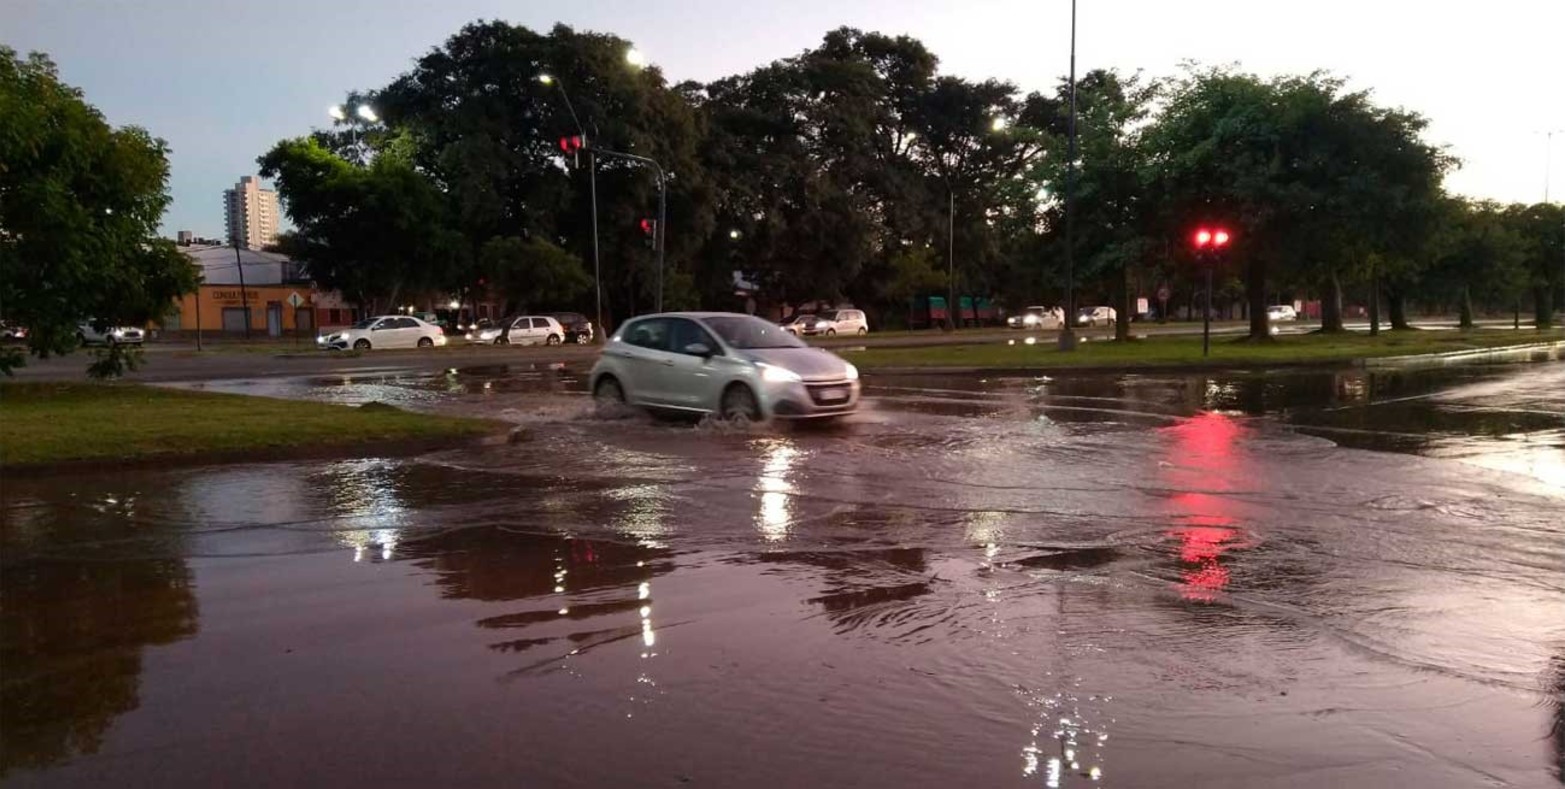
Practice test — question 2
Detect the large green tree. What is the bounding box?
[1142,68,1450,339]
[0,48,197,376]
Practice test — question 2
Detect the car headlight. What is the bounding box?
[757,362,802,383]
[814,321,828,330]
[111,329,125,337]
[843,363,859,381]
[1023,315,1039,325]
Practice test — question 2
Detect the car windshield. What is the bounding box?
[351,319,377,329]
[705,315,807,349]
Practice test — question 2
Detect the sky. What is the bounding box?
[5,0,1563,237]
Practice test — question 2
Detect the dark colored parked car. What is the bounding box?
[549,312,595,344]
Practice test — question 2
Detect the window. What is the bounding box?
[531,317,551,329]
[704,315,805,349]
[623,318,671,351]
[668,318,718,355]
[394,317,419,329]
[328,308,342,324]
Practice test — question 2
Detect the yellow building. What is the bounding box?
[163,285,327,336]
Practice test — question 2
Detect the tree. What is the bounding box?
[1503,202,1565,328]
[258,137,464,314]
[0,48,197,377]
[1142,68,1449,339]
[1422,199,1526,328]
[479,236,591,313]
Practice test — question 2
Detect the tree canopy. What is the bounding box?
[1,48,198,375]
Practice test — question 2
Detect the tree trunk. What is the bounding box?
[1246,255,1269,340]
[1368,262,1380,337]
[1459,285,1474,329]
[1534,285,1555,329]
[1320,268,1345,332]
[1387,288,1410,330]
[1114,265,1131,341]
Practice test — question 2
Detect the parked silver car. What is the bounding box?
[77,320,144,346]
[590,312,860,421]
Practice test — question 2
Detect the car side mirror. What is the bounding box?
[683,342,714,358]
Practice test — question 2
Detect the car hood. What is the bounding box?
[741,347,852,381]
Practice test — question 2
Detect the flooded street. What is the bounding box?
[4,361,1563,787]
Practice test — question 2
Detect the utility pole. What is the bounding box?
[232,238,250,340]
[1058,0,1079,351]
[948,190,956,329]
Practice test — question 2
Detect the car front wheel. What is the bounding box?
[720,384,761,422]
[546,334,561,345]
[354,339,371,351]
[825,328,836,336]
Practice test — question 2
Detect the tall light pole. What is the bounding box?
[539,74,603,339]
[1547,130,1564,322]
[1058,0,1080,351]
[328,104,377,163]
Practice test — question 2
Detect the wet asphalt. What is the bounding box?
[2,357,1563,787]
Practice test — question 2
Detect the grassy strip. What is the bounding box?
[0,382,497,467]
[846,328,1564,370]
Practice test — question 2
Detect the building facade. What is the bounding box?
[223,176,280,250]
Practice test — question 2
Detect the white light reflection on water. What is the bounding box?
[319,459,408,563]
[754,439,800,541]
[608,483,668,545]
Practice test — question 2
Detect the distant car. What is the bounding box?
[468,315,566,346]
[318,316,447,350]
[590,312,859,421]
[1,322,27,342]
[1007,306,1063,330]
[1267,305,1298,322]
[77,321,144,346]
[549,312,595,344]
[1075,306,1116,327]
[813,309,868,336]
[780,314,819,336]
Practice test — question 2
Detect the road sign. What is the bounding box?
[1156,286,1171,302]
[287,291,304,308]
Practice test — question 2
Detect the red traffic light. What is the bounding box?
[1192,227,1232,249]
[557,135,585,153]
[639,218,655,236]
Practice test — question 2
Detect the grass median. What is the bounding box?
[0,382,499,468]
[845,328,1564,371]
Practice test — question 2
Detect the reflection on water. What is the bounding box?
[0,491,199,777]
[1158,412,1248,602]
[754,438,800,541]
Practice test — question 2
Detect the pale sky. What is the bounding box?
[5,0,1562,237]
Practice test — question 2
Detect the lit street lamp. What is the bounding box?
[327,105,346,121]
[729,229,742,240]
[625,47,647,68]
[356,105,379,123]
[538,73,603,339]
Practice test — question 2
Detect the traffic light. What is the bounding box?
[639,218,658,248]
[1191,227,1232,250]
[557,135,585,154]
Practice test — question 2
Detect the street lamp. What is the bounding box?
[990,116,1009,132]
[1192,226,1233,357]
[328,105,347,121]
[539,73,603,338]
[729,229,742,240]
[356,105,378,123]
[625,47,647,68]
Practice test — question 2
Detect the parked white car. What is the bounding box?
[77,321,144,346]
[468,315,566,346]
[318,316,447,351]
[1007,306,1064,329]
[1266,305,1298,321]
[591,312,860,421]
[1075,306,1117,327]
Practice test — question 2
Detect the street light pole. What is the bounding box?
[540,75,605,337]
[948,190,956,329]
[1058,0,1079,351]
[590,147,667,312]
[231,238,250,340]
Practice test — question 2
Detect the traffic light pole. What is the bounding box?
[1058,0,1079,352]
[1203,259,1213,358]
[590,147,667,312]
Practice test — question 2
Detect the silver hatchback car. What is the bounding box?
[590,312,861,420]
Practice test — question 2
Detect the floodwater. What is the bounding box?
[4,360,1563,787]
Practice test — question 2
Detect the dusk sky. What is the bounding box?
[5,0,1563,237]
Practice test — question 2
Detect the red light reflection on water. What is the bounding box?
[1159,412,1248,602]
